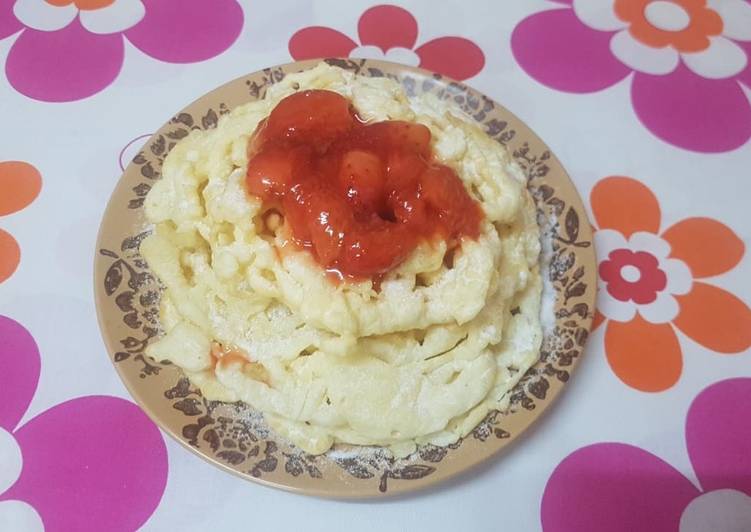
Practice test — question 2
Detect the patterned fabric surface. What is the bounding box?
[0,1,749,530]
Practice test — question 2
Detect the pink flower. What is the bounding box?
[511,0,751,153]
[1,0,244,102]
[289,4,485,81]
[0,315,167,530]
[542,378,751,531]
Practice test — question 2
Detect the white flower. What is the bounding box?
[573,0,751,79]
[595,229,692,324]
[14,0,145,35]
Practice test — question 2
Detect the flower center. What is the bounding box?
[644,1,691,32]
[45,0,115,10]
[599,248,667,305]
[0,427,22,493]
[620,264,642,283]
[680,489,751,532]
[614,0,723,53]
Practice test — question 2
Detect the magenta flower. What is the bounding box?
[0,315,168,530]
[1,0,244,102]
[511,0,751,153]
[289,4,485,81]
[542,378,751,531]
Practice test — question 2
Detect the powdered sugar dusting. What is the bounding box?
[326,444,397,466]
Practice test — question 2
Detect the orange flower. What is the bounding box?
[591,176,750,392]
[615,0,723,53]
[0,161,42,284]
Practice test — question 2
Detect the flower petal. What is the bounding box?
[686,378,751,495]
[0,229,20,284]
[511,7,631,93]
[0,396,167,531]
[80,0,145,35]
[289,27,357,60]
[416,37,485,80]
[6,20,124,102]
[0,161,42,216]
[350,45,421,67]
[12,0,77,32]
[737,41,751,88]
[707,0,751,41]
[590,176,661,237]
[573,0,624,31]
[383,46,420,67]
[628,231,670,259]
[663,258,692,296]
[604,315,682,392]
[350,44,384,60]
[614,0,649,24]
[680,489,751,532]
[0,316,40,432]
[0,500,43,532]
[125,0,243,63]
[682,37,748,79]
[674,282,751,353]
[542,443,699,531]
[610,29,679,75]
[637,291,679,324]
[631,64,751,153]
[598,284,637,322]
[662,217,745,278]
[0,0,23,39]
[594,228,627,257]
[357,5,417,51]
[0,428,22,493]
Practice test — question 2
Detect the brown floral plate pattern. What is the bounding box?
[94,59,596,498]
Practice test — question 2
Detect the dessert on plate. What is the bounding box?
[140,62,542,457]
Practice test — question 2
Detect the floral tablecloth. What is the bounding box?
[1,1,750,530]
